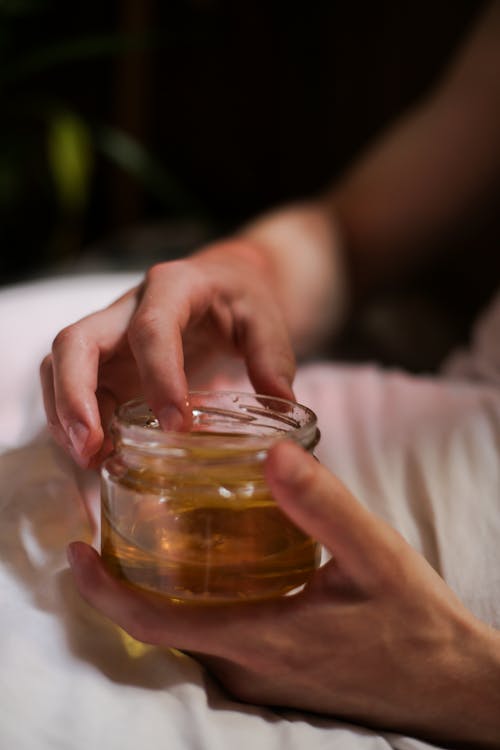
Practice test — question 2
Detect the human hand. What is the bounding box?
[40,239,295,468]
[68,441,500,748]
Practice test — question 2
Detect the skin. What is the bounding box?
[68,441,500,749]
[40,2,500,745]
[41,4,500,468]
[40,240,296,468]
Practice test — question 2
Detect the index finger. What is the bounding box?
[67,542,288,659]
[48,288,140,462]
[126,262,212,430]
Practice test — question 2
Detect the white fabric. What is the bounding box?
[443,288,500,389]
[1,273,500,750]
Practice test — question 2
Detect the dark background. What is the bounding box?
[1,0,497,370]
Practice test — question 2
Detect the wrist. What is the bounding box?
[453,618,500,749]
[416,614,500,749]
[240,200,350,355]
[195,236,276,280]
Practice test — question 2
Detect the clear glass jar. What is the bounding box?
[100,391,320,604]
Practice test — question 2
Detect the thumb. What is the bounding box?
[264,441,393,574]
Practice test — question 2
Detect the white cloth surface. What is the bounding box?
[1,273,500,750]
[443,288,500,389]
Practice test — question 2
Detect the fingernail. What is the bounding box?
[276,375,295,399]
[67,542,78,566]
[68,421,89,457]
[158,405,185,432]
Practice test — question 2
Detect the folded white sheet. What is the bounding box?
[1,274,499,750]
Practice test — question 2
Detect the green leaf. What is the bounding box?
[96,126,207,216]
[46,111,93,212]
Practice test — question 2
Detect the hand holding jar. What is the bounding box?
[68,439,500,749]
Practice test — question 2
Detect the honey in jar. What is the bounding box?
[100,391,320,603]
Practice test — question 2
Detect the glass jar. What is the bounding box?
[100,391,320,604]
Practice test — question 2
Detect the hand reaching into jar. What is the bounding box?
[39,203,344,469]
[39,240,295,469]
[67,440,500,749]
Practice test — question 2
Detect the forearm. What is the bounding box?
[235,4,500,352]
[327,1,500,295]
[198,4,500,359]
[240,201,347,355]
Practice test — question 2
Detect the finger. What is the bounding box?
[192,241,296,399]
[67,542,282,657]
[83,387,118,469]
[50,290,139,464]
[40,354,73,453]
[128,260,294,427]
[264,441,396,574]
[127,263,207,430]
[68,542,204,649]
[232,295,296,401]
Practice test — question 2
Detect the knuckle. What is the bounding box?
[52,323,83,353]
[146,258,206,292]
[144,261,168,284]
[145,259,188,284]
[128,308,162,346]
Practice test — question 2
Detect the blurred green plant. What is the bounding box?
[0,1,205,283]
[47,112,93,214]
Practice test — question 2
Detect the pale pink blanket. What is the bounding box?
[1,274,499,750]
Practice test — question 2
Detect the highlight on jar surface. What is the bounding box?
[100,391,321,604]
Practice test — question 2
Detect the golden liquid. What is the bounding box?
[101,452,319,603]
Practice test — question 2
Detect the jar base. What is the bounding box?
[101,504,320,604]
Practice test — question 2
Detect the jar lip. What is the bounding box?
[112,390,319,457]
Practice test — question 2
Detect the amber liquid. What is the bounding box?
[101,460,319,603]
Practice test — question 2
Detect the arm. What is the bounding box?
[41,3,500,465]
[328,0,500,294]
[243,1,500,338]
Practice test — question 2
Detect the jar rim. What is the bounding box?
[112,390,319,458]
